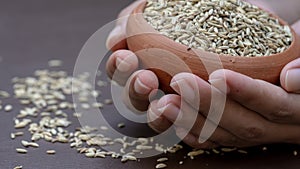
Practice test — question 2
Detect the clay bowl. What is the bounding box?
[126,2,300,93]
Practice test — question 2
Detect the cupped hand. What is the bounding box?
[106,0,300,148]
[149,58,300,149]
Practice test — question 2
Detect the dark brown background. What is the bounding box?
[0,0,300,169]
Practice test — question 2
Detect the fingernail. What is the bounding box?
[170,79,195,101]
[134,77,152,95]
[106,26,121,49]
[176,127,188,138]
[148,107,163,122]
[148,108,166,133]
[116,57,131,72]
[157,100,181,122]
[198,137,207,144]
[208,78,229,94]
[285,68,300,92]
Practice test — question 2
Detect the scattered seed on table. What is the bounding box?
[188,149,205,158]
[14,132,24,136]
[13,166,23,169]
[14,119,31,129]
[11,132,24,139]
[262,147,268,151]
[156,163,167,169]
[46,150,56,155]
[11,133,16,139]
[4,104,13,112]
[117,123,125,128]
[238,150,248,154]
[48,59,63,67]
[212,149,220,154]
[20,99,30,105]
[21,140,29,147]
[294,151,298,156]
[136,145,153,150]
[73,112,82,118]
[81,103,90,109]
[122,155,137,162]
[92,102,104,108]
[85,152,95,158]
[104,99,113,105]
[21,140,39,148]
[157,157,168,163]
[100,126,108,131]
[221,147,237,153]
[16,148,27,154]
[0,90,10,98]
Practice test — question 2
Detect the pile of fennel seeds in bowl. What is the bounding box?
[143,0,292,57]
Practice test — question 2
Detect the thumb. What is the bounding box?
[280,58,300,93]
[106,0,145,51]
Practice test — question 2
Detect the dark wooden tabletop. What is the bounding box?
[0,0,300,169]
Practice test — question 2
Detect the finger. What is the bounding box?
[106,0,145,51]
[170,72,298,144]
[123,70,159,112]
[148,99,219,149]
[272,124,300,145]
[155,94,257,147]
[106,50,139,85]
[170,72,223,122]
[280,58,300,93]
[147,100,173,133]
[210,69,300,124]
[170,73,211,112]
[175,127,218,149]
[106,26,127,51]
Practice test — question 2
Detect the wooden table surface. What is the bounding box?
[0,0,300,169]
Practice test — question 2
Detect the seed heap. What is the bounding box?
[3,59,286,168]
[5,60,190,168]
[144,0,292,57]
[10,68,171,158]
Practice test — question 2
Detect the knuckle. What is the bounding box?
[239,125,265,140]
[268,109,293,122]
[220,137,239,147]
[268,93,293,122]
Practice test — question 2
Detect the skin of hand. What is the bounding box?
[106,0,300,148]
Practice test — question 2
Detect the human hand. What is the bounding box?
[106,0,160,112]
[148,57,300,149]
[106,0,300,149]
